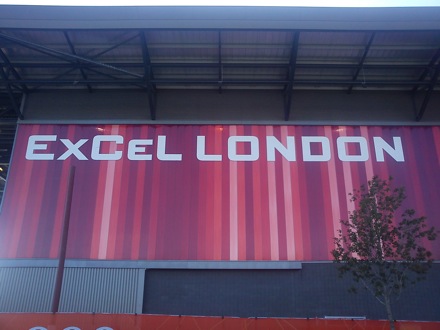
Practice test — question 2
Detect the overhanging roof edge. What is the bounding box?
[1,5,440,30]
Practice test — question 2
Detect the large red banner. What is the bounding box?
[0,124,439,261]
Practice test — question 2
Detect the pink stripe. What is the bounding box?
[287,126,303,260]
[112,125,129,258]
[131,126,148,259]
[401,127,426,220]
[266,126,279,261]
[432,127,440,166]
[252,125,263,260]
[213,126,223,260]
[221,130,231,260]
[98,125,119,259]
[178,126,193,259]
[0,125,27,256]
[280,126,295,260]
[237,125,247,261]
[229,125,238,260]
[339,127,355,215]
[324,126,342,239]
[360,126,374,181]
[8,125,39,257]
[147,126,161,259]
[371,126,389,180]
[90,125,110,259]
[298,126,312,259]
[198,127,208,260]
[37,125,70,258]
[24,140,49,256]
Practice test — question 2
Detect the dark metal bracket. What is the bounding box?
[0,68,23,120]
[414,63,440,122]
[348,32,375,93]
[139,31,157,120]
[218,31,223,94]
[283,31,300,121]
[64,31,93,93]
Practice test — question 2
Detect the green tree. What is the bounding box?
[332,176,437,330]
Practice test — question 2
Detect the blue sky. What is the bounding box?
[0,0,439,6]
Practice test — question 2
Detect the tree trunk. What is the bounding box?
[384,294,395,330]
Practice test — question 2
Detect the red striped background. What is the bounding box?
[0,124,439,261]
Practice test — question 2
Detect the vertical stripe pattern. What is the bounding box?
[0,124,439,261]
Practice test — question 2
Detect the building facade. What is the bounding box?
[0,5,440,326]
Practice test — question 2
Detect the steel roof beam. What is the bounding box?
[283,31,300,121]
[218,31,223,94]
[0,108,16,117]
[33,32,141,89]
[0,69,23,120]
[0,62,433,71]
[0,33,82,66]
[416,62,440,121]
[84,67,146,90]
[412,46,440,93]
[0,32,143,80]
[63,31,92,93]
[92,33,140,59]
[0,78,438,87]
[348,32,375,93]
[28,33,143,91]
[140,31,157,120]
[0,48,28,93]
[412,46,440,121]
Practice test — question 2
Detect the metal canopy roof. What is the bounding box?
[1,6,440,198]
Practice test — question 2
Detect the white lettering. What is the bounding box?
[337,136,369,161]
[91,135,123,161]
[128,139,153,161]
[24,133,405,163]
[58,139,88,160]
[197,136,222,161]
[302,136,331,162]
[26,135,56,160]
[228,136,259,161]
[266,136,295,161]
[157,135,182,161]
[373,137,404,162]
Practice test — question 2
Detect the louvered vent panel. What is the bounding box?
[0,267,56,312]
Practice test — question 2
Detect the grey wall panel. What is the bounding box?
[22,90,150,121]
[0,258,300,270]
[0,267,56,312]
[59,268,141,313]
[144,264,440,321]
[156,90,285,122]
[21,89,440,124]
